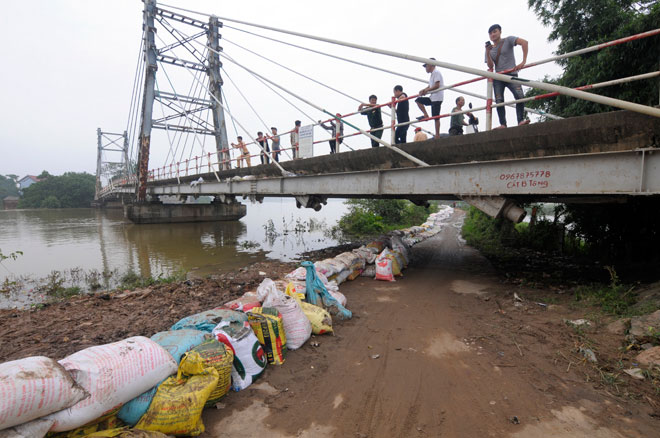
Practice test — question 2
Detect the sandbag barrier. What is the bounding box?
[0,206,453,438]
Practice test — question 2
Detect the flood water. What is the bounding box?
[0,198,348,307]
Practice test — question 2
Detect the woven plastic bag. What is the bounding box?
[212,321,267,391]
[300,302,333,335]
[257,279,311,350]
[0,357,87,431]
[247,307,287,365]
[190,339,233,406]
[135,352,219,436]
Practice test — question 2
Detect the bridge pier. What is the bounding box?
[123,198,246,224]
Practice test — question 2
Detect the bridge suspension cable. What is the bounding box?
[221,66,295,160]
[215,49,430,166]
[153,31,292,176]
[158,3,660,118]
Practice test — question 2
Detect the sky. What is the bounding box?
[0,0,564,178]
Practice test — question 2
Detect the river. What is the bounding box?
[0,198,348,308]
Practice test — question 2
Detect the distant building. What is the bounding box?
[2,196,19,210]
[18,175,40,190]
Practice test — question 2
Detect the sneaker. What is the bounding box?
[518,119,530,126]
[416,116,426,121]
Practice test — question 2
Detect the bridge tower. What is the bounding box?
[95,128,129,203]
[135,0,231,201]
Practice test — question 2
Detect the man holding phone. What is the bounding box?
[485,24,530,128]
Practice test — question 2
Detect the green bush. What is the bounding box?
[337,199,436,237]
[40,195,61,209]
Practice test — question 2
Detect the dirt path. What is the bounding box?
[201,211,658,437]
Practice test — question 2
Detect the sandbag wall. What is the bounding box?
[0,206,452,438]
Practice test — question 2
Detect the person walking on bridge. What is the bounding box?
[319,114,344,154]
[391,85,410,144]
[415,58,444,139]
[358,95,384,147]
[270,127,281,162]
[231,136,251,168]
[256,131,270,164]
[485,24,530,128]
[290,120,301,159]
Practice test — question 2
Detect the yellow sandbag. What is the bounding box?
[385,253,402,276]
[84,428,169,438]
[48,413,123,438]
[300,302,333,335]
[190,339,233,407]
[247,307,287,365]
[135,352,219,437]
[285,282,305,302]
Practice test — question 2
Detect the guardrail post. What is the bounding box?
[390,96,396,145]
[486,77,493,131]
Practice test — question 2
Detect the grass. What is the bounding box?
[574,267,637,316]
[118,269,187,290]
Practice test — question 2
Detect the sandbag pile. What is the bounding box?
[0,208,452,438]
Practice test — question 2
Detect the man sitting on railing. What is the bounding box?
[485,24,530,128]
[231,136,251,168]
[415,57,444,139]
[358,95,384,147]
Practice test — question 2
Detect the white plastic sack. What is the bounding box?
[375,250,395,282]
[47,336,178,432]
[212,322,266,391]
[390,236,411,266]
[0,357,87,430]
[329,289,347,307]
[0,418,55,438]
[258,279,311,350]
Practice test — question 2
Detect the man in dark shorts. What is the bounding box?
[415,57,444,138]
[270,127,280,162]
[485,24,530,128]
[319,113,344,154]
[256,131,270,164]
[358,95,384,147]
[392,85,410,144]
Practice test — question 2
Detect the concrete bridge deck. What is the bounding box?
[132,110,658,201]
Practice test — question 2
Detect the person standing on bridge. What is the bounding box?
[449,97,473,136]
[290,120,301,159]
[231,136,251,168]
[485,24,530,128]
[256,131,270,165]
[319,113,344,154]
[415,58,444,139]
[391,85,410,144]
[270,127,281,162]
[358,95,384,147]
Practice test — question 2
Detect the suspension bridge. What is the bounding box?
[94,0,660,224]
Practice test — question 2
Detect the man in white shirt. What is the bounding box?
[415,57,444,138]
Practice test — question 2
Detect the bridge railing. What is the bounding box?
[136,5,660,184]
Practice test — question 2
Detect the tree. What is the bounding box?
[526,1,659,117]
[525,1,660,265]
[19,172,95,208]
[338,199,433,237]
[0,175,19,200]
[37,170,52,180]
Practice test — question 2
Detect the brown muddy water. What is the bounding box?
[0,198,347,308]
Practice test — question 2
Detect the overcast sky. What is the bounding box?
[0,0,563,178]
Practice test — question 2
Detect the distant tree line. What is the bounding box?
[0,175,19,200]
[18,172,95,209]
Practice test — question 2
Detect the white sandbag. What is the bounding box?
[375,250,395,282]
[47,336,178,432]
[259,279,311,350]
[212,322,266,391]
[0,418,55,438]
[329,289,347,307]
[0,356,87,430]
[390,236,411,266]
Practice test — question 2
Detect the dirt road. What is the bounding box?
[202,211,658,437]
